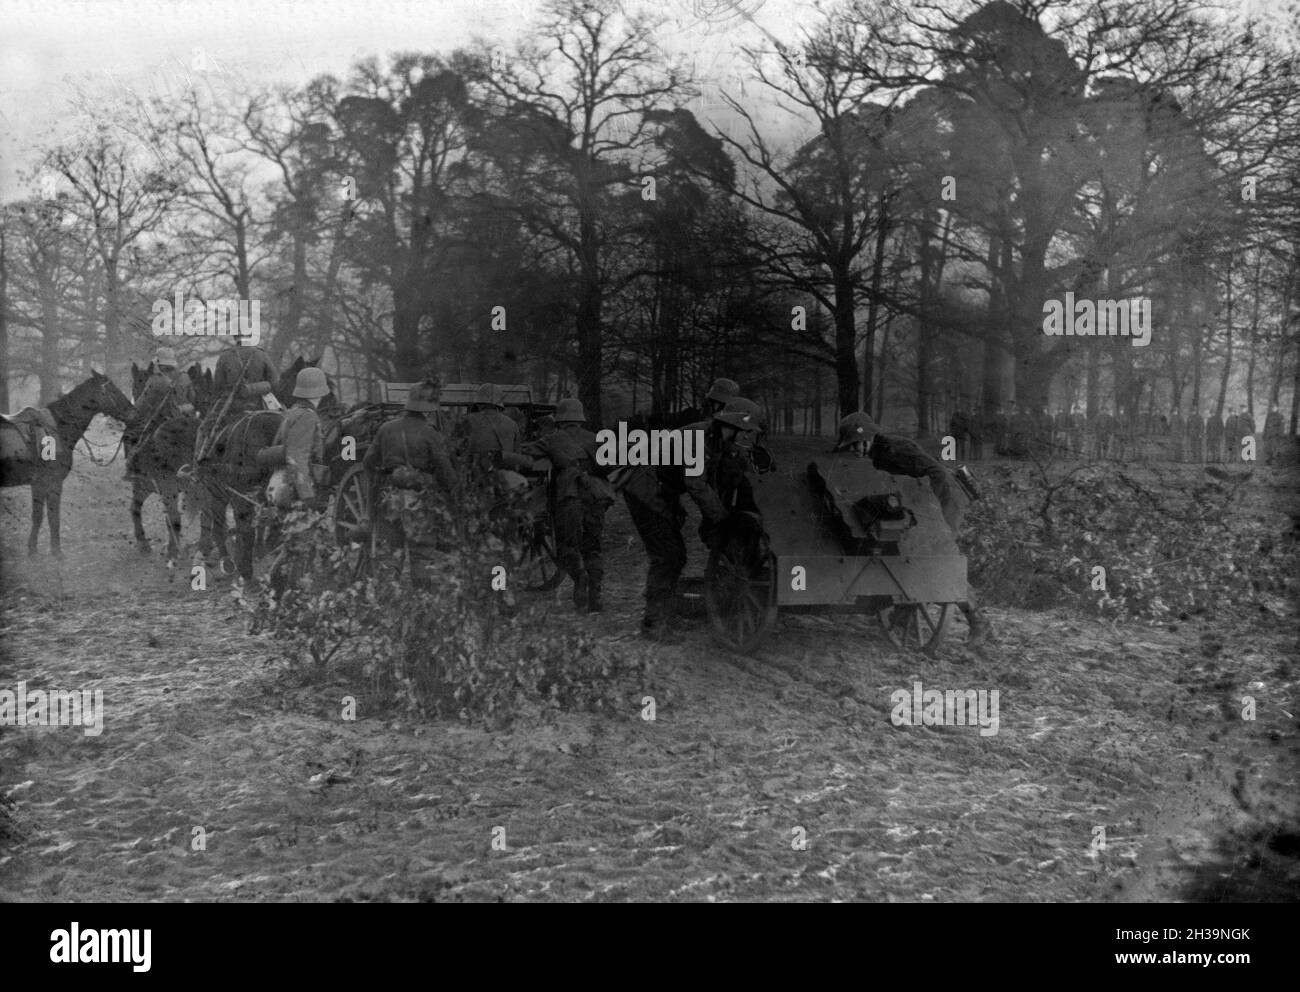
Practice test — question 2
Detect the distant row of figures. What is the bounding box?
[945,407,1292,464]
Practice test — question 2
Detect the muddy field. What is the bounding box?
[1,418,1297,902]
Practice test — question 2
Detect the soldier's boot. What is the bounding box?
[962,603,990,645]
[571,571,587,611]
[586,571,604,613]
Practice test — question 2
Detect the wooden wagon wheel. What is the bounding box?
[522,514,562,591]
[494,483,562,591]
[878,602,953,656]
[705,525,778,654]
[332,463,391,577]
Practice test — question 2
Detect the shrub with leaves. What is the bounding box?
[965,463,1299,622]
[250,489,649,725]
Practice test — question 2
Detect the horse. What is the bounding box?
[0,370,135,557]
[190,356,339,581]
[127,361,212,562]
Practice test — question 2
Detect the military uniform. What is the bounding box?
[1264,407,1286,465]
[1186,413,1204,463]
[461,386,520,487]
[1094,412,1115,461]
[868,432,963,533]
[615,401,753,636]
[1205,414,1224,464]
[1053,410,1070,458]
[266,368,330,508]
[363,413,458,492]
[197,344,278,462]
[835,413,987,642]
[948,409,970,461]
[364,382,458,587]
[212,345,277,416]
[515,400,610,611]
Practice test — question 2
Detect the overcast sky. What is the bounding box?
[0,0,804,198]
[1,0,1286,200]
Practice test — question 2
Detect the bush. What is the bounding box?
[965,463,1298,622]
[250,489,649,725]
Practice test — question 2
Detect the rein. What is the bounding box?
[79,434,125,466]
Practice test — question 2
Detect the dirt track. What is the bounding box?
[1,418,1297,901]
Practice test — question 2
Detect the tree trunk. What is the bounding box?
[861,194,889,416]
[833,272,859,419]
[1215,326,1233,421]
[0,226,8,412]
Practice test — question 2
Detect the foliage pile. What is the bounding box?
[249,494,649,726]
[965,464,1299,622]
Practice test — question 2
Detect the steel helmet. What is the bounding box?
[706,377,740,404]
[554,398,586,423]
[713,397,761,430]
[406,380,440,412]
[293,366,330,399]
[835,412,879,448]
[154,346,178,369]
[475,382,502,408]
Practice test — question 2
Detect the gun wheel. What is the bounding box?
[879,602,953,656]
[705,532,777,654]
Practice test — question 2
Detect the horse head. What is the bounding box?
[90,369,136,423]
[57,370,135,429]
[274,355,308,406]
[131,362,152,400]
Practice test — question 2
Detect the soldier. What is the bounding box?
[1185,408,1205,464]
[1053,407,1070,459]
[460,383,520,488]
[1008,402,1031,457]
[833,412,989,643]
[966,404,984,461]
[991,404,1009,457]
[510,399,612,613]
[1168,408,1185,462]
[1070,405,1087,459]
[610,405,735,641]
[363,381,459,587]
[948,406,970,461]
[197,336,278,462]
[1034,406,1053,459]
[704,377,739,418]
[266,368,330,509]
[124,347,196,477]
[1205,410,1224,464]
[1264,403,1286,465]
[700,397,765,524]
[1233,405,1255,461]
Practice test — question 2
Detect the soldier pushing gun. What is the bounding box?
[833,412,990,645]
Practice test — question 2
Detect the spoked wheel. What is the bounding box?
[879,602,953,656]
[704,526,777,654]
[499,486,562,592]
[333,464,378,576]
[518,517,561,591]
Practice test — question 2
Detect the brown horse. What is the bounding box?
[0,371,135,557]
[190,357,338,581]
[127,361,213,562]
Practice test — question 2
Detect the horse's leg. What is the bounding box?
[132,479,151,552]
[46,482,63,558]
[209,493,229,568]
[28,482,45,556]
[234,500,255,582]
[164,488,183,563]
